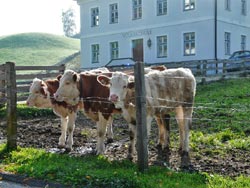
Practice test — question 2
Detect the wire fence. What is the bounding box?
[1,61,249,151]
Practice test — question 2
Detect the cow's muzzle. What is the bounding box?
[109,94,118,103]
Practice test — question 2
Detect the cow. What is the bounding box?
[54,70,120,155]
[26,78,78,152]
[97,68,196,168]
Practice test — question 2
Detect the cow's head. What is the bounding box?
[26,78,52,108]
[97,72,135,108]
[54,70,80,105]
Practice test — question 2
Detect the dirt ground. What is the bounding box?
[0,113,249,178]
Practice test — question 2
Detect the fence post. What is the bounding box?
[134,61,148,172]
[5,62,17,150]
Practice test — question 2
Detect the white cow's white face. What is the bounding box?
[54,70,80,105]
[26,78,52,108]
[109,72,134,108]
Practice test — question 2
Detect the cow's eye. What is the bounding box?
[123,85,126,89]
[66,82,70,85]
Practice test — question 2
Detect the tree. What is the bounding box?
[62,8,77,37]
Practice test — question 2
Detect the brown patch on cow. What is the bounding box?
[79,73,119,121]
[42,79,78,112]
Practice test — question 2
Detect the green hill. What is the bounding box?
[0,33,80,66]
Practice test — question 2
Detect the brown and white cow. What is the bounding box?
[97,68,196,168]
[54,70,120,154]
[26,78,78,151]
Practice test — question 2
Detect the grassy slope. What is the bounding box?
[0,33,80,66]
[0,78,250,187]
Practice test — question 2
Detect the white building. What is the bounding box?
[75,0,250,69]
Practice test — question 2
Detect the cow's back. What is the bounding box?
[145,68,196,114]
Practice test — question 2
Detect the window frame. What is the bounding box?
[109,3,118,24]
[224,32,231,55]
[183,0,195,11]
[110,41,119,60]
[132,0,142,20]
[184,32,196,56]
[157,35,168,58]
[91,44,100,63]
[91,7,99,27]
[241,0,247,15]
[157,0,167,16]
[241,35,246,51]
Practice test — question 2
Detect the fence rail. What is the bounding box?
[0,63,65,103]
[107,59,250,83]
[0,62,65,150]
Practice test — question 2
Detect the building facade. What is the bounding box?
[76,0,250,69]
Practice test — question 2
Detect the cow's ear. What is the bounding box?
[57,74,62,81]
[73,73,79,82]
[127,82,135,89]
[40,81,47,95]
[127,76,135,89]
[97,75,110,87]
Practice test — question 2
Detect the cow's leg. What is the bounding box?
[65,112,76,152]
[156,114,171,166]
[96,114,107,155]
[127,123,136,161]
[106,117,114,144]
[175,106,191,168]
[58,116,68,148]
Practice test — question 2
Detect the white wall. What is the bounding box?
[78,0,250,69]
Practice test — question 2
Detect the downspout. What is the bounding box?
[214,0,217,60]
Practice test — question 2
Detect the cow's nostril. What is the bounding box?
[110,94,118,102]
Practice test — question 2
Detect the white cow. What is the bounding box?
[97,68,196,168]
[26,78,78,151]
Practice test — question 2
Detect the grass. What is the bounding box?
[0,32,80,66]
[0,78,250,187]
[0,104,54,119]
[0,145,206,188]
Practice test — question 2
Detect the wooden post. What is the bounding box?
[5,62,17,150]
[134,61,148,172]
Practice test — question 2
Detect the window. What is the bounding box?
[225,32,231,55]
[241,35,246,51]
[91,44,99,63]
[91,7,99,27]
[157,0,167,16]
[184,32,195,56]
[110,3,118,24]
[157,36,167,57]
[110,42,119,59]
[132,0,142,20]
[225,0,231,11]
[241,0,247,15]
[184,0,195,11]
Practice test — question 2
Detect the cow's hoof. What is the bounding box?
[58,144,65,149]
[180,151,190,169]
[65,147,72,153]
[106,138,114,144]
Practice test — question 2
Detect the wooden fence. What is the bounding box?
[108,59,250,83]
[0,62,65,150]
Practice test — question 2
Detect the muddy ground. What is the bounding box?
[0,113,249,178]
